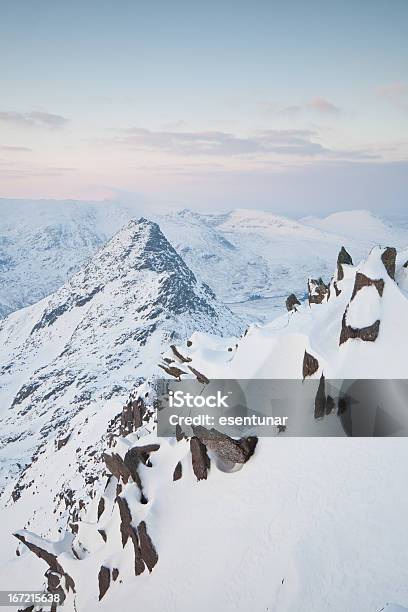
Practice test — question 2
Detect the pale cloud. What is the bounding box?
[109,126,377,161]
[261,97,340,116]
[377,82,408,99]
[307,97,340,114]
[377,82,408,111]
[0,145,32,152]
[0,110,69,129]
[114,127,328,157]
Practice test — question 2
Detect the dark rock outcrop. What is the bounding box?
[123,444,160,493]
[193,427,258,464]
[170,344,192,363]
[103,452,131,483]
[120,397,146,436]
[302,351,319,378]
[116,496,145,575]
[339,310,380,345]
[325,395,335,415]
[175,424,185,441]
[187,365,210,384]
[351,272,384,301]
[158,364,187,379]
[97,497,105,521]
[137,521,158,572]
[381,247,396,279]
[308,278,329,305]
[98,565,110,600]
[337,246,353,281]
[173,461,182,481]
[14,532,75,593]
[190,437,210,480]
[333,281,341,297]
[286,293,301,312]
[115,497,157,576]
[314,374,326,419]
[46,570,66,610]
[56,433,70,450]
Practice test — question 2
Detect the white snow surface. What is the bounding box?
[1,217,408,611]
[1,244,408,610]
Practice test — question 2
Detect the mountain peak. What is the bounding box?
[0,216,243,496]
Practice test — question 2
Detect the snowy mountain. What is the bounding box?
[2,243,408,611]
[2,199,408,323]
[154,207,408,321]
[0,199,143,318]
[0,218,242,497]
[302,209,408,243]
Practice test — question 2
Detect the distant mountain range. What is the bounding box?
[2,199,408,321]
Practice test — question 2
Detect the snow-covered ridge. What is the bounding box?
[0,217,242,496]
[4,243,408,611]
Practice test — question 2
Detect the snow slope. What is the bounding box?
[0,199,144,318]
[3,244,408,612]
[0,218,242,495]
[302,209,408,244]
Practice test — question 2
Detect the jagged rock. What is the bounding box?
[308,278,329,305]
[56,433,70,450]
[98,529,107,542]
[286,293,301,312]
[339,310,380,345]
[193,426,258,464]
[123,444,160,492]
[337,246,353,280]
[170,344,192,363]
[120,397,146,436]
[137,521,159,572]
[381,247,396,279]
[351,272,384,300]
[98,565,110,600]
[338,397,348,415]
[188,365,210,384]
[175,424,185,441]
[333,281,341,296]
[97,497,105,521]
[116,495,134,548]
[46,569,66,609]
[187,339,193,347]
[404,260,408,269]
[173,461,182,481]
[158,364,187,379]
[132,444,160,466]
[325,395,335,415]
[103,452,131,483]
[302,351,319,378]
[314,374,326,419]
[112,568,119,581]
[116,496,145,575]
[190,437,210,480]
[14,532,75,593]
